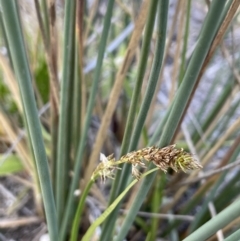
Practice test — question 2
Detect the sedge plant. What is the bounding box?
[1,0,240,241]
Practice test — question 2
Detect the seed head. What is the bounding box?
[92,145,202,181]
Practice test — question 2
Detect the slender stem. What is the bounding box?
[70,179,94,241]
[82,168,159,241]
[56,0,76,226]
[179,0,191,83]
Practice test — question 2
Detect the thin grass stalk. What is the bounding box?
[0,1,58,240]
[199,99,239,153]
[72,0,84,157]
[205,153,240,213]
[83,0,99,44]
[0,54,22,111]
[70,179,94,241]
[183,198,240,241]
[50,97,58,195]
[41,0,50,44]
[195,90,237,151]
[0,110,33,171]
[72,39,81,159]
[150,174,165,240]
[76,0,85,135]
[0,12,14,69]
[59,1,115,240]
[56,0,76,225]
[149,108,171,145]
[114,1,227,240]
[169,0,185,103]
[34,0,49,48]
[48,0,58,80]
[100,1,158,238]
[196,73,222,123]
[192,80,235,144]
[0,107,43,216]
[33,0,60,108]
[179,0,191,83]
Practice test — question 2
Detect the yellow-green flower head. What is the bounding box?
[92,145,202,181]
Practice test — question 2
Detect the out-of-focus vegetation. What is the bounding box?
[0,0,240,240]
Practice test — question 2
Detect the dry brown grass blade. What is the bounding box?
[83,0,151,185]
[0,111,33,171]
[0,111,43,216]
[115,0,133,17]
[221,43,240,84]
[201,117,240,166]
[0,54,22,112]
[83,0,99,44]
[0,217,41,228]
[196,87,239,149]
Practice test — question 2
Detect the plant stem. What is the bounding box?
[71,179,94,241]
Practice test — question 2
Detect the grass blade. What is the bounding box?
[183,198,240,241]
[0,1,58,240]
[56,0,76,225]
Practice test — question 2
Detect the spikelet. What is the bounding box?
[91,145,202,181]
